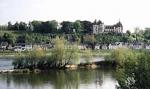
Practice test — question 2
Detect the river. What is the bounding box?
[0,58,118,89]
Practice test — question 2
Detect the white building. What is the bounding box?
[109,42,124,49]
[94,45,100,50]
[78,45,87,50]
[132,43,143,49]
[93,20,123,34]
[145,45,150,49]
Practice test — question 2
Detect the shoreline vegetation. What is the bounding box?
[107,47,150,89]
[12,37,115,70]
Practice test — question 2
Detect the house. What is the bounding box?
[108,42,124,49]
[145,44,150,49]
[33,43,53,50]
[101,45,108,49]
[13,43,24,52]
[109,44,117,49]
[78,45,87,50]
[1,42,8,49]
[41,44,52,50]
[24,44,32,51]
[7,44,13,50]
[94,45,100,50]
[13,43,33,51]
[33,44,41,49]
[13,47,24,52]
[132,43,143,49]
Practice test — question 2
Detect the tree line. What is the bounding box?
[0,20,150,48]
[6,20,93,34]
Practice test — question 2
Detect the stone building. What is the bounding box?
[93,20,123,34]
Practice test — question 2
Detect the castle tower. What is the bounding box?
[93,20,104,34]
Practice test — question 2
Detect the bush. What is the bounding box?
[49,37,80,68]
[83,49,93,63]
[110,47,135,67]
[115,50,150,89]
[13,48,46,69]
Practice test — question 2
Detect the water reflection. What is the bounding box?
[0,69,117,89]
[0,59,13,70]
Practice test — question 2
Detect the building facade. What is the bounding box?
[93,20,123,34]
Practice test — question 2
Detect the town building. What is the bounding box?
[93,20,123,34]
[13,43,33,52]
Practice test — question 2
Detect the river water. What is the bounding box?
[0,59,118,89]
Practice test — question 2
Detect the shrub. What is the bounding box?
[110,47,135,67]
[13,48,46,69]
[83,49,93,63]
[50,37,80,68]
[115,50,150,89]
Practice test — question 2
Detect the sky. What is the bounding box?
[0,0,150,32]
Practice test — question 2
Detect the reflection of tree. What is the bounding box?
[95,70,103,86]
[50,70,80,89]
[6,75,11,88]
[0,69,114,89]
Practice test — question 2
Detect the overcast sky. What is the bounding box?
[0,0,150,32]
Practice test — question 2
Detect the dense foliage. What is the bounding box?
[109,48,150,89]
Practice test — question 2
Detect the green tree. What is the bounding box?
[24,33,33,44]
[0,25,7,31]
[144,28,150,43]
[84,49,93,63]
[134,27,144,42]
[8,21,13,30]
[19,22,28,31]
[80,21,92,33]
[3,33,16,45]
[111,47,135,67]
[49,20,58,33]
[126,30,131,36]
[14,22,20,30]
[73,20,82,33]
[61,21,74,34]
[83,34,96,49]
[50,37,80,68]
[31,21,42,32]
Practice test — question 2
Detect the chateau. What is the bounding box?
[93,20,123,34]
